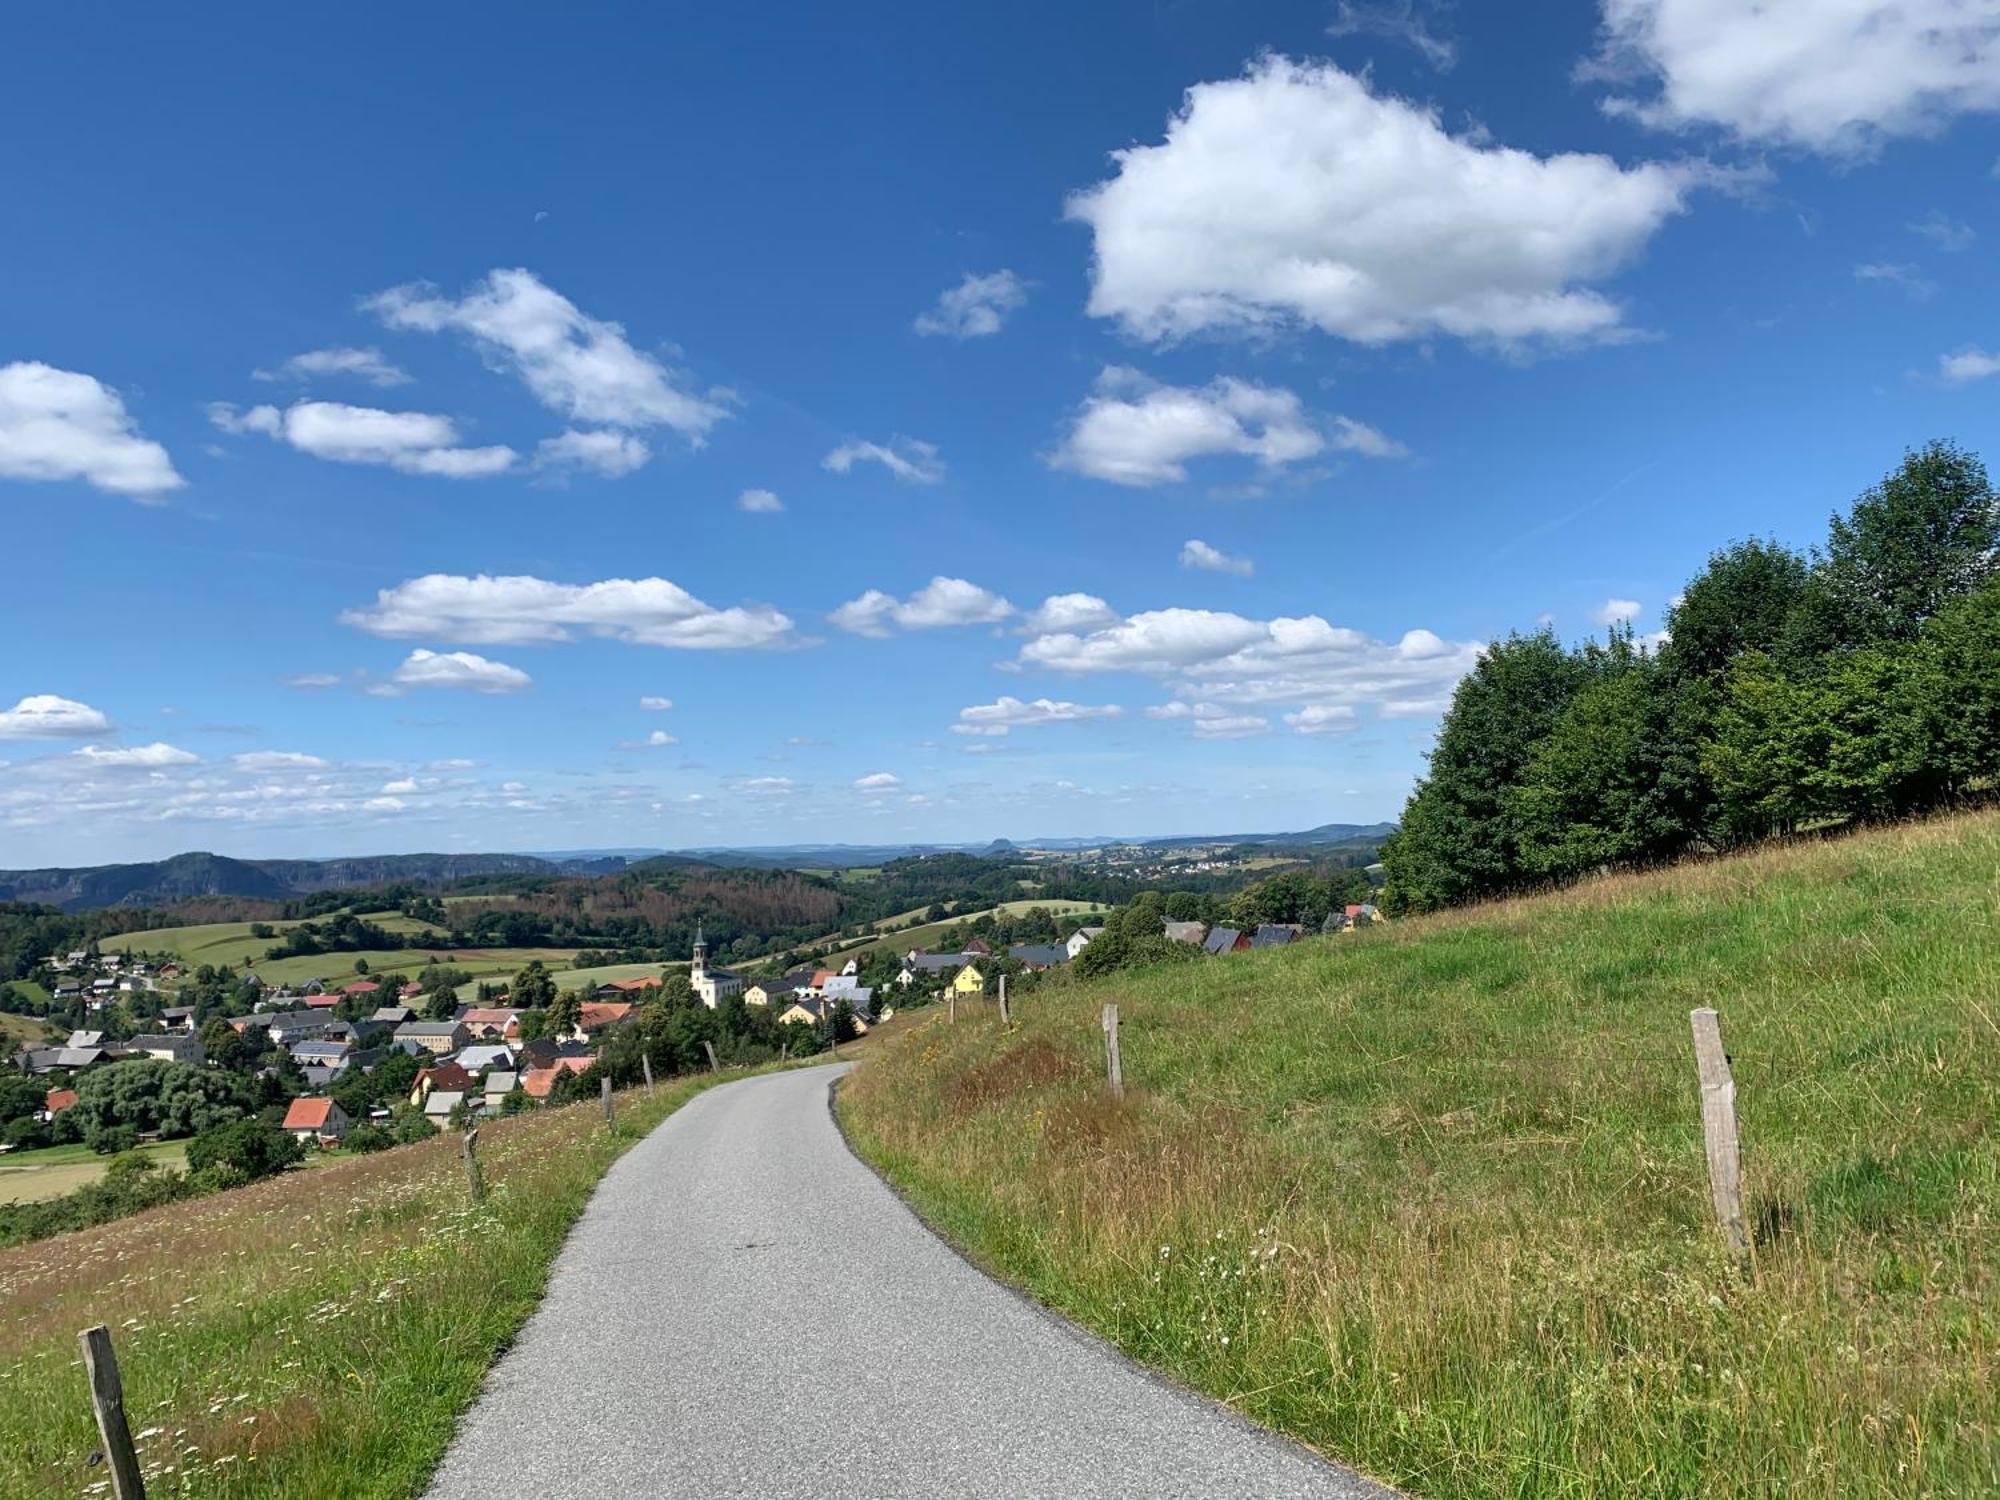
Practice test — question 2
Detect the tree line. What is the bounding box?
[1381,442,2000,911]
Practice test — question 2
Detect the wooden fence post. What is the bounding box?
[1102,1003,1124,1101]
[702,1039,720,1074]
[998,974,1010,1026]
[1689,1007,1749,1264]
[79,1324,145,1500]
[641,1053,655,1095]
[601,1075,615,1130]
[948,990,956,1025]
[460,1127,484,1205]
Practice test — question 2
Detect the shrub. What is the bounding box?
[185,1118,303,1181]
[344,1124,395,1153]
[87,1123,140,1156]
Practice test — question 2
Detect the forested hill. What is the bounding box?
[0,851,570,912]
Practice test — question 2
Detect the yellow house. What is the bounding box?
[951,963,985,997]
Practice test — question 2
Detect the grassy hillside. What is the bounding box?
[0,1011,50,1053]
[820,898,1113,961]
[0,1070,741,1498]
[102,911,453,975]
[840,811,2000,1499]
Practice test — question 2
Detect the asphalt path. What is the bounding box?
[425,1062,1390,1499]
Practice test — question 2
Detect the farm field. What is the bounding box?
[451,959,689,1002]
[841,811,2000,1500]
[102,920,307,971]
[103,912,452,975]
[827,898,1113,961]
[0,1140,188,1205]
[251,945,577,990]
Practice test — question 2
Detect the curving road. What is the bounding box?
[425,1062,1389,1499]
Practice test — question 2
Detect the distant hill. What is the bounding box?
[0,851,565,912]
[5,822,1399,912]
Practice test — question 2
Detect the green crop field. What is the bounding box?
[251,946,577,990]
[842,811,2000,1500]
[102,912,452,976]
[102,920,308,971]
[451,959,690,1002]
[0,1140,188,1205]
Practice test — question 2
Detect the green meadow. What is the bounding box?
[841,810,1999,1499]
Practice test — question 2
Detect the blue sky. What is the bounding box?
[2,0,1996,865]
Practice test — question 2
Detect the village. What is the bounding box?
[4,899,1385,1156]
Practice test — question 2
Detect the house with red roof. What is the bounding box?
[566,1002,635,1041]
[339,979,382,997]
[460,1007,523,1040]
[43,1087,79,1120]
[520,1056,595,1098]
[280,1096,350,1146]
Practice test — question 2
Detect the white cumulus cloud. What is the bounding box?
[1593,597,1643,626]
[341,574,797,651]
[854,771,902,791]
[1590,0,2000,156]
[253,346,410,388]
[823,436,945,484]
[387,649,532,695]
[737,487,784,513]
[914,270,1029,338]
[534,428,651,477]
[74,742,198,767]
[1066,55,1702,349]
[0,694,113,740]
[234,751,328,770]
[1941,348,2000,384]
[831,578,1013,637]
[1051,367,1328,487]
[365,268,731,443]
[1018,604,1484,726]
[0,362,184,498]
[1180,539,1254,577]
[639,696,674,711]
[209,399,516,478]
[954,696,1125,736]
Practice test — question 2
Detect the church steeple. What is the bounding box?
[691,920,707,981]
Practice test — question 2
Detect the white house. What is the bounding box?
[1066,926,1103,959]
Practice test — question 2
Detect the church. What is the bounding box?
[689,923,743,1009]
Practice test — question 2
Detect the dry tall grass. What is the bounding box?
[841,811,2000,1498]
[0,1074,723,1497]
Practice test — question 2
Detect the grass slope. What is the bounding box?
[103,913,459,979]
[840,811,2000,1499]
[0,1011,50,1053]
[823,898,1113,962]
[0,1072,739,1498]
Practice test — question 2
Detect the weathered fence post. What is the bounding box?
[702,1039,720,1074]
[641,1053,655,1095]
[1689,1007,1749,1264]
[948,990,956,1025]
[998,974,1010,1026]
[460,1127,484,1204]
[601,1075,615,1130]
[1102,1003,1124,1101]
[79,1324,145,1500]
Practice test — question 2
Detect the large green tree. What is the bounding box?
[1380,630,1595,911]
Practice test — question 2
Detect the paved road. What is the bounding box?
[426,1063,1389,1499]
